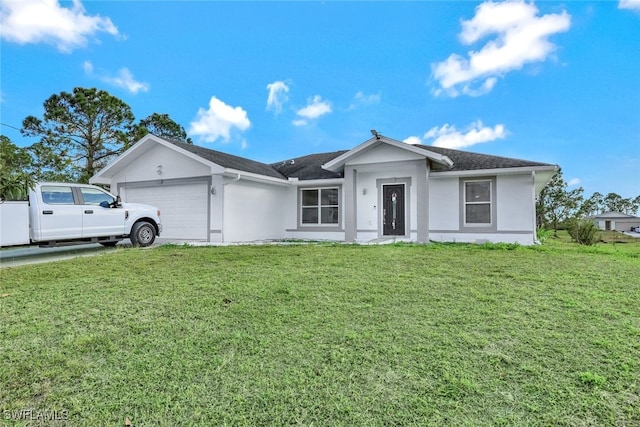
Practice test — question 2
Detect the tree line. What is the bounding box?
[537,169,640,230]
[1,87,191,199]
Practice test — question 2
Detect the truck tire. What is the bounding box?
[130,221,156,247]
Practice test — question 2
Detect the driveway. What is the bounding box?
[0,244,119,268]
[0,237,180,268]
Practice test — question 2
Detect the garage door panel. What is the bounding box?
[125,183,208,240]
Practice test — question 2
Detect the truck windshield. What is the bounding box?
[80,187,116,206]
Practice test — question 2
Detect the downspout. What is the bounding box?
[225,174,242,186]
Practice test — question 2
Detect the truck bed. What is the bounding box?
[0,202,30,246]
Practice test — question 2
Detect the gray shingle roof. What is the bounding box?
[161,137,553,181]
[417,145,555,172]
[165,139,287,179]
[271,151,348,180]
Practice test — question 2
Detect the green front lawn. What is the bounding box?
[1,237,639,426]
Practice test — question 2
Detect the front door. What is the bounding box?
[382,184,405,236]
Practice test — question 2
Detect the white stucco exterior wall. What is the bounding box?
[428,173,537,245]
[222,179,287,242]
[356,171,383,233]
[208,175,225,242]
[428,177,459,230]
[496,174,535,231]
[428,232,536,245]
[347,144,425,165]
[281,186,299,232]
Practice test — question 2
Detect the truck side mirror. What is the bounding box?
[115,195,122,208]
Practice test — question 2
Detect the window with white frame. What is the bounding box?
[464,180,492,225]
[301,188,339,225]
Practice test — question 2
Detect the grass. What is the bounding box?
[1,235,639,426]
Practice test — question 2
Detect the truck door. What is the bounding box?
[38,185,83,240]
[78,186,126,237]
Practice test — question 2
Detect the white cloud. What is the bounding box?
[432,0,571,97]
[403,136,423,145]
[266,80,290,114]
[461,77,498,97]
[295,95,332,120]
[348,91,381,110]
[355,91,381,104]
[82,60,93,74]
[189,96,251,143]
[0,0,119,53]
[619,0,640,12]
[567,178,581,186]
[83,61,149,94]
[104,68,149,94]
[292,119,308,127]
[423,120,507,149]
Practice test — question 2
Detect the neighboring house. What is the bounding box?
[586,212,640,231]
[90,133,558,245]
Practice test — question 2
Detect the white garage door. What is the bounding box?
[125,182,209,240]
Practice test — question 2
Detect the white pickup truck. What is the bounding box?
[0,182,162,248]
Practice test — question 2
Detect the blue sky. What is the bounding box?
[1,0,639,198]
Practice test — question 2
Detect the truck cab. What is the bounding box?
[0,182,162,248]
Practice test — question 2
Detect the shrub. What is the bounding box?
[536,228,553,243]
[567,220,599,246]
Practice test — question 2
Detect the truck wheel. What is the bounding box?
[130,221,156,247]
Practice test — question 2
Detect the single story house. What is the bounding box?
[90,133,558,245]
[586,212,640,231]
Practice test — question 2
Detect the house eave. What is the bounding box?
[222,168,290,186]
[429,164,558,178]
[290,178,345,187]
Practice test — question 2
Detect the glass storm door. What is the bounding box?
[382,184,405,236]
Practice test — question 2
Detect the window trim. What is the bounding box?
[460,177,497,230]
[299,187,341,227]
